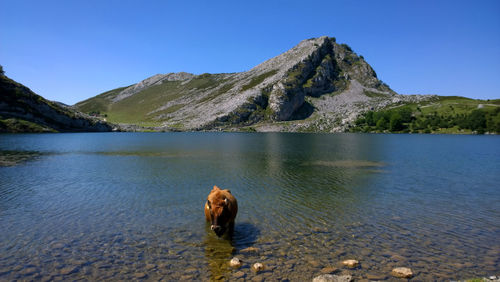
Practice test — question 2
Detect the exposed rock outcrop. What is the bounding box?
[267,37,390,122]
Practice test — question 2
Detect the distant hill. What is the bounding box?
[0,67,114,133]
[76,36,434,132]
[349,96,500,134]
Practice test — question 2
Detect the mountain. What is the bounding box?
[76,36,435,132]
[0,68,114,133]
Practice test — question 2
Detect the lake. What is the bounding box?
[0,132,499,280]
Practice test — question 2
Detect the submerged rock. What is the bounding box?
[134,272,147,279]
[233,271,245,278]
[312,274,353,282]
[366,273,387,280]
[308,260,321,267]
[229,257,242,268]
[59,266,78,275]
[240,247,260,254]
[252,262,264,272]
[341,259,359,268]
[51,242,65,249]
[21,267,38,276]
[320,267,337,274]
[391,267,413,278]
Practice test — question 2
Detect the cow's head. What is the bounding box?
[206,186,233,237]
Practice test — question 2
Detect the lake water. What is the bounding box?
[0,133,499,281]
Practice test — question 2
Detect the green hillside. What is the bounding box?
[75,86,129,114]
[75,74,231,127]
[350,96,500,134]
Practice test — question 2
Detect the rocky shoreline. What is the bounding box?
[226,247,499,281]
[313,274,500,282]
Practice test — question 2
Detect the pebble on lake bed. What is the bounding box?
[21,267,38,276]
[240,247,260,254]
[229,257,242,268]
[320,267,337,274]
[312,274,353,282]
[252,262,264,272]
[233,271,245,278]
[134,272,147,279]
[391,267,413,278]
[341,259,359,268]
[59,266,78,275]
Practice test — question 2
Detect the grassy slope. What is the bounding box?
[0,118,56,133]
[75,74,233,126]
[416,96,499,115]
[419,97,500,134]
[351,96,500,134]
[107,81,184,125]
[75,86,129,114]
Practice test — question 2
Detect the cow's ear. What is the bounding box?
[213,185,220,191]
[225,189,231,194]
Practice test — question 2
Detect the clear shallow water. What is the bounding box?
[0,132,499,281]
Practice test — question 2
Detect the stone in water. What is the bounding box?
[229,257,242,268]
[312,274,353,282]
[342,259,359,268]
[391,267,413,278]
[252,262,264,272]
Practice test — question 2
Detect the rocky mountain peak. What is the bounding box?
[76,36,434,132]
[262,36,394,121]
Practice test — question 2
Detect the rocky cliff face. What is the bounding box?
[0,72,114,133]
[76,36,435,132]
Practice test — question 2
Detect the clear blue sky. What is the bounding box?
[1,0,499,104]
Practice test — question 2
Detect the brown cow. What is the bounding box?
[205,185,238,237]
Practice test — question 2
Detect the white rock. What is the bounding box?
[341,259,359,268]
[312,274,353,282]
[229,257,242,268]
[391,267,413,278]
[252,262,264,272]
